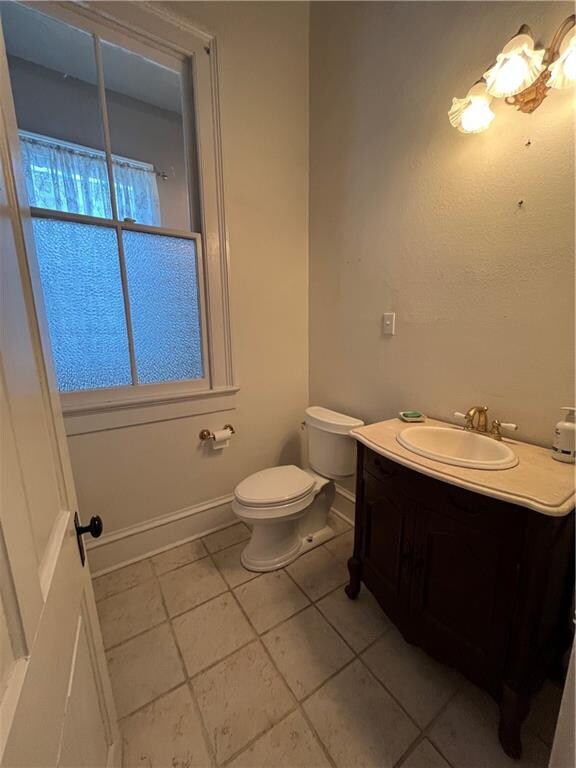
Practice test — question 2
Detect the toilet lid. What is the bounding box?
[235,465,315,507]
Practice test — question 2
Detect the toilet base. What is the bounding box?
[235,474,337,572]
[240,524,336,572]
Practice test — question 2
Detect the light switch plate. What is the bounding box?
[382,312,396,336]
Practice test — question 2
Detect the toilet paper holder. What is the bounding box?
[199,424,235,442]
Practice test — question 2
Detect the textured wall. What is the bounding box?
[66,1,309,532]
[309,1,575,452]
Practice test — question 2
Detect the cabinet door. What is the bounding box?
[362,469,415,632]
[412,490,522,692]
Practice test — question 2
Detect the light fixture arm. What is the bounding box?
[481,20,571,76]
[502,14,575,113]
[546,14,575,65]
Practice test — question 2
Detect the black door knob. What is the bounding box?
[74,512,104,566]
[76,515,103,539]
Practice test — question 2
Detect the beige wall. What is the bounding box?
[309,1,575,451]
[62,1,576,537]
[67,1,309,534]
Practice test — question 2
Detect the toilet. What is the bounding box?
[233,406,364,571]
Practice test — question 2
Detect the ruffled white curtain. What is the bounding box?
[19,131,161,226]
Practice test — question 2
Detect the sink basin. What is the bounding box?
[397,426,518,470]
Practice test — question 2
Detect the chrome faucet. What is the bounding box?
[454,406,518,441]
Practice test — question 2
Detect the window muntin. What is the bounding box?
[3,3,207,395]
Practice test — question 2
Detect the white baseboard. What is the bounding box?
[88,485,356,578]
[333,484,356,524]
[87,495,235,576]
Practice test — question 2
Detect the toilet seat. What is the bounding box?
[234,465,315,507]
[233,489,316,521]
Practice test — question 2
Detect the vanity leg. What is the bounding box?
[498,685,530,759]
[345,556,361,599]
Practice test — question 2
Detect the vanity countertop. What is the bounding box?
[351,418,576,517]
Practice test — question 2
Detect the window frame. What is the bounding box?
[31,206,209,406]
[14,1,236,417]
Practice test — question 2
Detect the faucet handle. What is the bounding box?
[490,419,518,440]
[454,411,473,429]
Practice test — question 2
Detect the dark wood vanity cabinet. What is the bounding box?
[346,443,575,758]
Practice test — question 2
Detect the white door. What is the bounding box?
[0,16,120,767]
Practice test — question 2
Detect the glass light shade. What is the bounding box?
[548,27,576,89]
[484,33,545,97]
[448,82,495,134]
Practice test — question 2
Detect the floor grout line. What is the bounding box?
[165,582,230,622]
[217,701,300,768]
[94,571,158,604]
[116,679,190,723]
[225,557,423,768]
[295,695,340,768]
[94,520,348,605]
[151,552,211,578]
[187,634,257,683]
[313,590,393,657]
[226,587,339,768]
[103,615,168,653]
[258,600,360,671]
[154,560,219,768]
[96,527,553,768]
[99,528,418,766]
[413,685,463,768]
[222,591,303,764]
[282,552,349,603]
[93,521,250,598]
[184,677,219,768]
[100,550,311,659]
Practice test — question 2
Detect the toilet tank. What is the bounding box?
[305,406,364,479]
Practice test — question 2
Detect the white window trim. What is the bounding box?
[17,1,236,418]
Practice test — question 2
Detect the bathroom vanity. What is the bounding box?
[346,419,575,759]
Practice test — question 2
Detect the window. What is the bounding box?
[2,2,234,410]
[20,131,161,224]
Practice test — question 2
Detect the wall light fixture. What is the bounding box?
[449,82,495,133]
[548,26,576,89]
[449,15,575,134]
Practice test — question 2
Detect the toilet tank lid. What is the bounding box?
[305,406,364,435]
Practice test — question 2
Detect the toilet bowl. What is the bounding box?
[232,406,364,571]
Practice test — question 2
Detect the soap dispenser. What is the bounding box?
[552,407,576,463]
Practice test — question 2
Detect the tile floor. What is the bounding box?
[93,515,560,768]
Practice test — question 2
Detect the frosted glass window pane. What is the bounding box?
[32,218,131,391]
[123,231,203,384]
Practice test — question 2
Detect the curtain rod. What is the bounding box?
[18,129,165,177]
